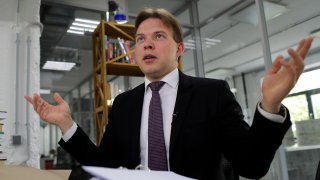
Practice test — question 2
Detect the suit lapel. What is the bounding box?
[129,83,145,165]
[169,72,193,158]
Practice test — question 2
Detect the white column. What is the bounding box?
[0,0,41,168]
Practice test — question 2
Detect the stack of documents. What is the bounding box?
[82,166,195,180]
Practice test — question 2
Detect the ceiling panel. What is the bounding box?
[197,0,242,22]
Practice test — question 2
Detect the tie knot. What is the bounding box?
[149,81,165,92]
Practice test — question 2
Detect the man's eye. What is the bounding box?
[155,34,165,39]
[136,37,144,43]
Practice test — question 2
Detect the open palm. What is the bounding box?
[25,92,73,133]
[261,37,314,113]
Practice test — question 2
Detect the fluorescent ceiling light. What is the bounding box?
[42,61,76,71]
[184,46,196,50]
[75,18,99,25]
[68,18,99,35]
[67,30,84,35]
[205,41,216,46]
[185,38,221,49]
[184,42,196,47]
[70,26,94,32]
[40,89,51,94]
[204,38,221,43]
[231,1,287,26]
[72,22,97,29]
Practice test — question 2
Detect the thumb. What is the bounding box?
[53,92,64,105]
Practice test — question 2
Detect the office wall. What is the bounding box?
[0,0,41,168]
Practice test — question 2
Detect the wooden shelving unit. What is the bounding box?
[92,21,144,145]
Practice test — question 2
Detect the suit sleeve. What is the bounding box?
[217,81,291,179]
[58,96,122,168]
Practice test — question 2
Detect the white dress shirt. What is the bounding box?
[140,68,179,170]
[62,68,286,170]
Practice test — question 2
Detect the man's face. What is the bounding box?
[135,18,184,81]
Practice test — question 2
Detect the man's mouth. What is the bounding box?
[143,54,157,61]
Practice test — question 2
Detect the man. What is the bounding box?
[25,8,314,179]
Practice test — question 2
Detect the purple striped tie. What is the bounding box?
[148,81,168,171]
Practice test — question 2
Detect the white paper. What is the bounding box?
[82,166,195,180]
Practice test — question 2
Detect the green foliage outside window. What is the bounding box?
[283,95,309,121]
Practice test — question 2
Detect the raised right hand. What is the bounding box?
[24,92,73,134]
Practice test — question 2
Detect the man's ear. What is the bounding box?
[176,42,185,59]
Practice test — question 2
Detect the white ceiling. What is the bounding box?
[39,0,320,98]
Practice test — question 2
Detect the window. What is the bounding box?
[311,93,320,119]
[283,94,309,121]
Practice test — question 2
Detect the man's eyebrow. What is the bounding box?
[136,31,168,37]
[136,33,144,37]
[135,34,144,37]
[154,30,167,35]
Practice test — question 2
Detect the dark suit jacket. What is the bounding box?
[59,72,291,179]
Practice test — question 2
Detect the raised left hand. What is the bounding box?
[261,37,314,113]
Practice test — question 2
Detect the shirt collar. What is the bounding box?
[144,68,179,91]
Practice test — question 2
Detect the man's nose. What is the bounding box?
[143,40,154,50]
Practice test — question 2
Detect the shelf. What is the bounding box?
[106,63,144,77]
[93,21,135,41]
[92,21,142,145]
[105,22,135,40]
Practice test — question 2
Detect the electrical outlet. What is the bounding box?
[12,135,22,145]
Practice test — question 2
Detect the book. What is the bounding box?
[0,111,7,120]
[0,131,6,166]
[108,38,119,60]
[0,123,3,132]
[0,132,4,141]
[125,40,135,64]
[117,38,130,63]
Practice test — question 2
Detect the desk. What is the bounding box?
[0,166,71,180]
[48,170,71,179]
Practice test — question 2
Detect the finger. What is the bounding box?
[36,100,45,114]
[24,96,34,106]
[299,37,314,59]
[53,92,64,105]
[40,103,49,120]
[33,93,40,110]
[268,55,284,74]
[36,97,47,114]
[39,101,51,120]
[295,38,306,52]
[279,58,297,80]
[288,48,304,73]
